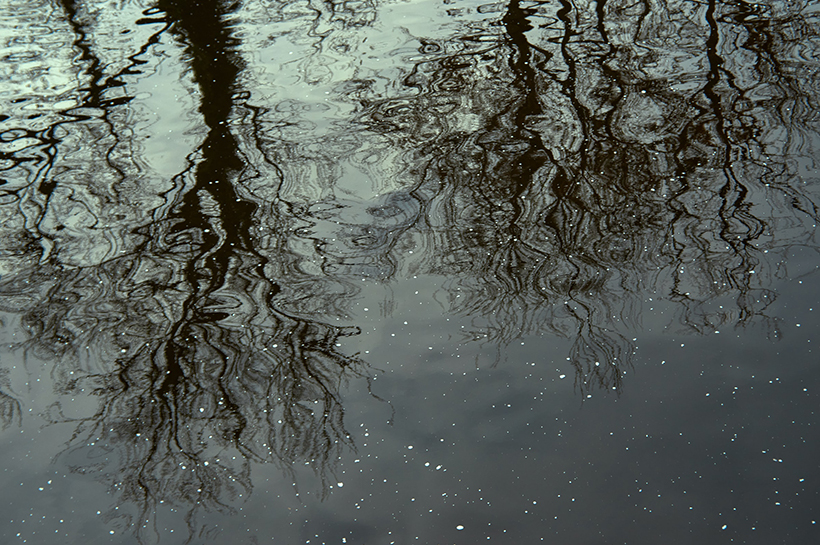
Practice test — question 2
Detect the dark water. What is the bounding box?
[1,0,819,543]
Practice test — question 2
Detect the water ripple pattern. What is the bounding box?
[0,0,819,543]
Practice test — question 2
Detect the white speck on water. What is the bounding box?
[456,525,464,530]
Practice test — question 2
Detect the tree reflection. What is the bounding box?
[344,0,820,391]
[29,255,365,541]
[1,0,819,540]
[1,0,371,542]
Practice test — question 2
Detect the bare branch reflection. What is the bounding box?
[328,0,820,393]
[1,0,372,542]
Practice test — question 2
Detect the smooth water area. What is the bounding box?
[1,0,819,543]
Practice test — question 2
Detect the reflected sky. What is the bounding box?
[1,0,819,543]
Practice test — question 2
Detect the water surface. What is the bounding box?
[1,0,819,543]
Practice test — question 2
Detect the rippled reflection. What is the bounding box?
[394,0,820,386]
[234,0,819,388]
[1,0,819,541]
[2,0,370,539]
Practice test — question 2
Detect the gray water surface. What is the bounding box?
[1,0,819,543]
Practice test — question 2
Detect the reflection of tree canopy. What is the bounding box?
[1,0,371,542]
[4,250,364,541]
[2,0,820,540]
[335,0,820,390]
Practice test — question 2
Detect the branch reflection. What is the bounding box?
[1,0,371,542]
[341,0,819,391]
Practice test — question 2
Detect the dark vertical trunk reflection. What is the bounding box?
[501,0,548,224]
[152,0,253,393]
